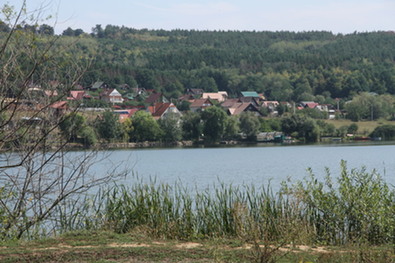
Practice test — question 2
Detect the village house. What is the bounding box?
[300,101,319,109]
[148,102,182,120]
[113,108,139,122]
[131,87,147,95]
[299,101,336,119]
[227,102,262,116]
[240,91,260,98]
[89,81,109,91]
[117,83,130,91]
[68,90,92,101]
[189,98,214,112]
[49,101,68,116]
[145,92,169,105]
[186,88,204,98]
[221,98,240,109]
[100,89,124,104]
[262,100,280,110]
[202,91,228,103]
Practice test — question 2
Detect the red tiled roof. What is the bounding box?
[151,103,171,117]
[304,102,319,109]
[114,109,139,122]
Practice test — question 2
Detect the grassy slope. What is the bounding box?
[0,231,393,263]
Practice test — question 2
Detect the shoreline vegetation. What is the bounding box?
[1,161,395,262]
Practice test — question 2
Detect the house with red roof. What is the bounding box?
[49,101,68,116]
[301,101,319,109]
[148,102,181,120]
[68,90,92,101]
[114,109,139,122]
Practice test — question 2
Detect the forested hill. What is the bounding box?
[5,25,395,101]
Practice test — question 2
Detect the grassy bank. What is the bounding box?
[325,119,395,135]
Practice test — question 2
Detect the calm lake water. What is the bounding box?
[97,141,395,191]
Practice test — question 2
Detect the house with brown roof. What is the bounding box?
[145,92,168,105]
[227,102,262,116]
[222,97,261,109]
[189,98,213,112]
[186,88,204,98]
[148,102,182,120]
[221,98,240,109]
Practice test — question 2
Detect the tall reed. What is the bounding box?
[46,162,395,247]
[98,179,313,244]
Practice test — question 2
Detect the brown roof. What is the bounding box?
[228,102,261,116]
[145,92,164,104]
[149,103,178,119]
[70,90,86,100]
[190,98,213,108]
[221,98,239,108]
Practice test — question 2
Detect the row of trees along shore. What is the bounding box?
[59,107,395,147]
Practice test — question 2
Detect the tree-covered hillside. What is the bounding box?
[2,23,395,102]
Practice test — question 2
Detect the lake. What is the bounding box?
[97,141,395,191]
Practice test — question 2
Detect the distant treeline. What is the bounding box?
[1,23,395,102]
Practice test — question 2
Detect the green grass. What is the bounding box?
[325,119,395,135]
[0,231,394,262]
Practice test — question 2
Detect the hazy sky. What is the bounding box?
[11,0,395,34]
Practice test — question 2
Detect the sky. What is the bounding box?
[10,0,395,34]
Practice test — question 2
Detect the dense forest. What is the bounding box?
[1,23,394,103]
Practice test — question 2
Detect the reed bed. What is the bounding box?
[55,161,395,247]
